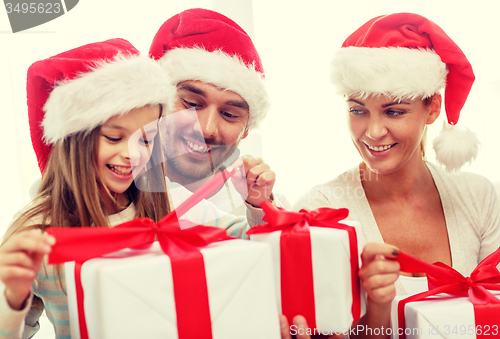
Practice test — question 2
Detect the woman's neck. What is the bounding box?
[360,157,433,202]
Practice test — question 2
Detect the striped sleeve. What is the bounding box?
[0,283,32,339]
[34,266,71,337]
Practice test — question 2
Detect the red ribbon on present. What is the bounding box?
[397,248,500,339]
[46,166,238,339]
[47,211,233,339]
[247,201,361,329]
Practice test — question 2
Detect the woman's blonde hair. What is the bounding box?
[420,95,434,160]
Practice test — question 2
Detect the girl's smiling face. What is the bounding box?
[97,105,161,195]
[347,94,441,175]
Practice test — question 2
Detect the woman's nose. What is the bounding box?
[366,116,388,140]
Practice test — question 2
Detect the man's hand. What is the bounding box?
[230,155,276,208]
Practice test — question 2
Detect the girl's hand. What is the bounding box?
[0,232,55,310]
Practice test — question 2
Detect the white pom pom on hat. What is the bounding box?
[330,12,478,171]
[432,121,480,172]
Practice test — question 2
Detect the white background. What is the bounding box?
[2,0,500,235]
[0,0,499,337]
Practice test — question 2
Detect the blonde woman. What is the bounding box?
[287,13,500,339]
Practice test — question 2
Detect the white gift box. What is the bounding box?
[65,239,280,339]
[391,291,500,339]
[249,220,363,332]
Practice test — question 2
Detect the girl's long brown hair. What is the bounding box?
[3,118,170,239]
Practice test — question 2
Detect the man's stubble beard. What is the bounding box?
[164,144,235,184]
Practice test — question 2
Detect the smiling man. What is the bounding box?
[164,80,250,185]
[149,8,280,224]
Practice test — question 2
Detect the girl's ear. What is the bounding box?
[426,94,442,125]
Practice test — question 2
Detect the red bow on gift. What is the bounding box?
[47,212,232,339]
[47,212,231,264]
[247,202,349,233]
[247,202,360,329]
[397,248,500,339]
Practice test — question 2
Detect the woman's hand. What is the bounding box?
[359,242,400,306]
[0,232,55,310]
[353,242,400,338]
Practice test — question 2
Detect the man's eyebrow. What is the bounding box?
[178,83,205,96]
[225,100,249,111]
[178,83,249,110]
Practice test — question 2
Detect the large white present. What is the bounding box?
[64,239,280,339]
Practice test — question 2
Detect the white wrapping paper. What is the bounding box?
[249,220,363,332]
[65,239,280,339]
[391,291,500,339]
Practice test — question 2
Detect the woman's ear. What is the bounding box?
[426,94,442,125]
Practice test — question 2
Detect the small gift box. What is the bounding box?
[247,202,363,334]
[391,250,500,339]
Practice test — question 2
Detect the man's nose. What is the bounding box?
[194,106,218,140]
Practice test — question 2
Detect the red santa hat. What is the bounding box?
[27,38,174,173]
[330,13,479,171]
[149,8,268,130]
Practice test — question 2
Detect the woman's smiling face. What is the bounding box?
[347,94,440,175]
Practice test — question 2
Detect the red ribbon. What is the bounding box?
[397,248,500,339]
[247,201,360,329]
[47,212,232,339]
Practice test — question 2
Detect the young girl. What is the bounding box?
[0,39,261,338]
[286,13,500,339]
[0,38,173,338]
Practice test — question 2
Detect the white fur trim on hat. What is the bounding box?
[331,47,448,99]
[158,48,268,130]
[42,55,175,144]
